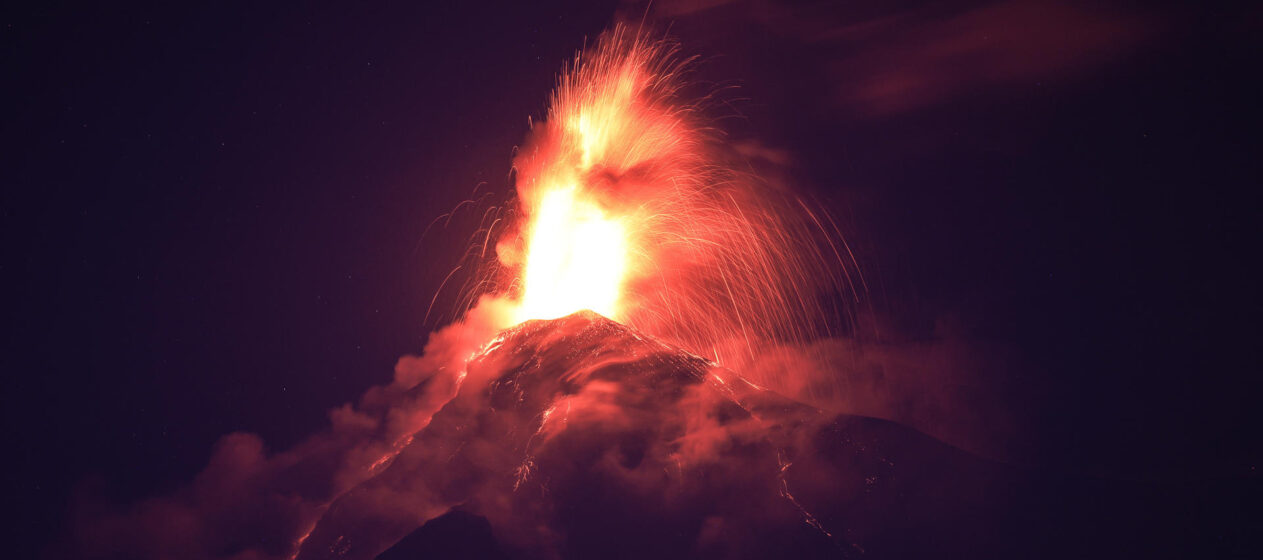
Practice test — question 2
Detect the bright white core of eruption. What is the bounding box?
[516,185,628,322]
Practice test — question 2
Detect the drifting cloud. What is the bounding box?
[648,0,1166,117]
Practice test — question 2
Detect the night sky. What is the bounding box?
[5,1,1260,557]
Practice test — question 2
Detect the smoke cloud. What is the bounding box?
[727,320,1030,463]
[60,297,515,560]
[647,0,1166,117]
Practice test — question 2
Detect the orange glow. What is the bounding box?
[498,26,863,376]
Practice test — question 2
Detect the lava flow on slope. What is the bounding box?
[295,311,1024,560]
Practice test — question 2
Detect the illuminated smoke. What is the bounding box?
[64,297,515,560]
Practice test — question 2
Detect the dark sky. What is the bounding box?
[5,1,1259,556]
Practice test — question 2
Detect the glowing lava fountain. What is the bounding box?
[495,25,862,368]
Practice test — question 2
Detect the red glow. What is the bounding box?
[501,26,861,367]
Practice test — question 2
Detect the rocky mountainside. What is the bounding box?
[296,311,1062,559]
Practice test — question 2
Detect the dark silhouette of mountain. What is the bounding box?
[376,509,509,560]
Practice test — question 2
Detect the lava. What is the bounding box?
[517,185,627,322]
[498,25,862,371]
[300,25,871,559]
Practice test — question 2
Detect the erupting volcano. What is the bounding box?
[287,26,1003,560]
[31,4,1258,559]
[62,24,1063,560]
[285,26,895,559]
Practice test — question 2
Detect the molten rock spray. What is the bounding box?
[489,26,863,367]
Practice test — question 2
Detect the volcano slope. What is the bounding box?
[296,311,1032,560]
